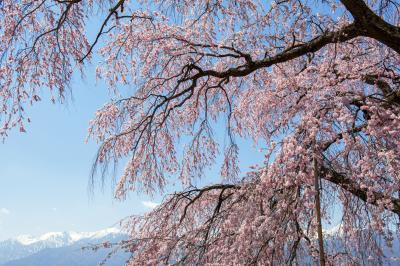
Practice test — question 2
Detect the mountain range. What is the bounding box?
[1,226,399,265]
[0,228,129,266]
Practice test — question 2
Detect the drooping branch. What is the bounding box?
[188,23,361,80]
[321,165,400,215]
[106,23,363,144]
[79,0,126,62]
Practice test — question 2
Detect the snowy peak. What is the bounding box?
[0,228,125,265]
[13,228,121,246]
[71,227,121,241]
[15,232,69,246]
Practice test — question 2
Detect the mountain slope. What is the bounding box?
[0,229,128,266]
[2,239,128,266]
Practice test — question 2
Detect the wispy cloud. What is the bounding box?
[142,201,159,209]
[0,208,10,215]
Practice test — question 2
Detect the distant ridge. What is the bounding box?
[13,228,120,246]
[0,228,128,266]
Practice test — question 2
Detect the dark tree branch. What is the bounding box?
[340,0,400,54]
[80,0,126,62]
[321,165,400,215]
[187,23,361,80]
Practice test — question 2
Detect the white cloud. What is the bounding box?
[52,207,57,212]
[0,208,10,215]
[142,201,159,209]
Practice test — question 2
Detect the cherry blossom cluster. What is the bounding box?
[2,0,400,264]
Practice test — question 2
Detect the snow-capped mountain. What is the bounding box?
[12,227,120,247]
[0,228,128,266]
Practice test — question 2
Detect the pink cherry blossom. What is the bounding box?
[2,0,400,265]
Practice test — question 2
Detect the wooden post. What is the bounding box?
[313,153,325,266]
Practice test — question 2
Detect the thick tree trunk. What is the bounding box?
[340,0,400,54]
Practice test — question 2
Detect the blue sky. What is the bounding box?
[0,5,268,240]
[0,61,264,240]
[0,1,344,240]
[0,64,162,240]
